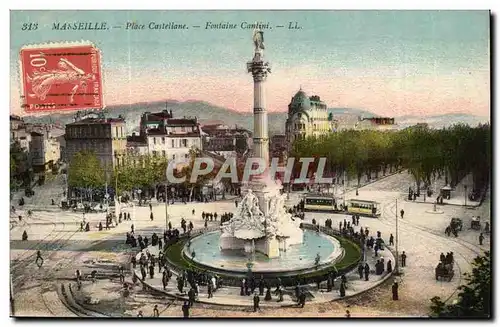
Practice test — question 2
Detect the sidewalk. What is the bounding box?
[404,173,481,208]
[132,236,395,307]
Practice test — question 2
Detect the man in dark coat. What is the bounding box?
[401,251,407,267]
[150,212,154,221]
[479,233,484,245]
[389,234,394,246]
[149,264,155,279]
[358,263,364,279]
[253,293,260,312]
[182,301,190,318]
[387,260,393,273]
[339,281,346,297]
[140,266,146,281]
[298,291,306,308]
[364,263,370,281]
[162,271,169,290]
[207,282,213,298]
[177,276,184,293]
[258,277,265,296]
[392,282,399,300]
[188,288,196,306]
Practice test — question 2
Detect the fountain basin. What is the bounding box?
[183,229,343,274]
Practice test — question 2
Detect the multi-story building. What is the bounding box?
[285,88,332,148]
[139,105,173,137]
[146,117,202,162]
[201,124,252,158]
[30,131,60,172]
[355,116,397,131]
[10,115,31,151]
[65,115,127,172]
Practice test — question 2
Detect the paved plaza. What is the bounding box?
[9,171,490,317]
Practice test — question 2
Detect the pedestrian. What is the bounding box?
[276,285,284,302]
[253,293,260,312]
[137,310,143,317]
[141,266,146,281]
[258,277,265,296]
[400,209,404,219]
[392,282,399,300]
[387,260,393,273]
[182,301,190,318]
[264,287,272,301]
[364,263,370,281]
[298,291,306,308]
[479,233,484,245]
[188,288,196,306]
[345,310,351,318]
[358,263,364,279]
[192,209,195,216]
[401,251,407,267]
[356,215,360,226]
[35,250,44,267]
[177,276,184,293]
[153,304,160,317]
[131,224,135,234]
[389,233,394,246]
[149,203,152,211]
[131,256,137,269]
[204,219,208,229]
[339,281,346,297]
[162,271,169,290]
[207,281,213,298]
[119,267,125,283]
[22,230,28,241]
[150,212,154,221]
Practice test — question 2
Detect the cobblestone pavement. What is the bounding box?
[10,171,490,317]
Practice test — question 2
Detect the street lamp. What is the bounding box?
[164,182,169,232]
[464,185,468,207]
[395,198,400,275]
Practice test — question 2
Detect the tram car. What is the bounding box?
[346,199,381,218]
[304,194,338,212]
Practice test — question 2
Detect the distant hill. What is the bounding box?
[22,100,489,134]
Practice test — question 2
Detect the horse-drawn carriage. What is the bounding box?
[471,216,481,230]
[435,261,454,282]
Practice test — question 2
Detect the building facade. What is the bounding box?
[285,88,332,148]
[201,123,252,158]
[30,131,60,172]
[65,116,127,172]
[146,117,202,162]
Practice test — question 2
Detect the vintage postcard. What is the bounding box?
[9,10,491,318]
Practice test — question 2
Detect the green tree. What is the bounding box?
[68,150,105,201]
[430,251,491,318]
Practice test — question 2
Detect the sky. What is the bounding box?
[10,10,490,117]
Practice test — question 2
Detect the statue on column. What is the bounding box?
[253,27,265,61]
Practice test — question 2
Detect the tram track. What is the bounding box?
[377,199,481,303]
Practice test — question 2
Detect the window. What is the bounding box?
[162,150,166,157]
[172,154,176,160]
[162,137,165,144]
[153,137,156,145]
[153,150,157,157]
[182,139,188,147]
[115,127,119,138]
[185,153,189,159]
[171,139,175,148]
[181,126,186,132]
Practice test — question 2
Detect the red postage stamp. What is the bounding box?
[19,43,103,113]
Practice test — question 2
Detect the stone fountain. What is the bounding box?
[219,28,303,258]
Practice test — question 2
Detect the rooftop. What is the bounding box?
[67,117,126,126]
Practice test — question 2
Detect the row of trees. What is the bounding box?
[67,148,241,202]
[68,150,168,201]
[290,123,491,193]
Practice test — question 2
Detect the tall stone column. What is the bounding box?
[247,54,271,166]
